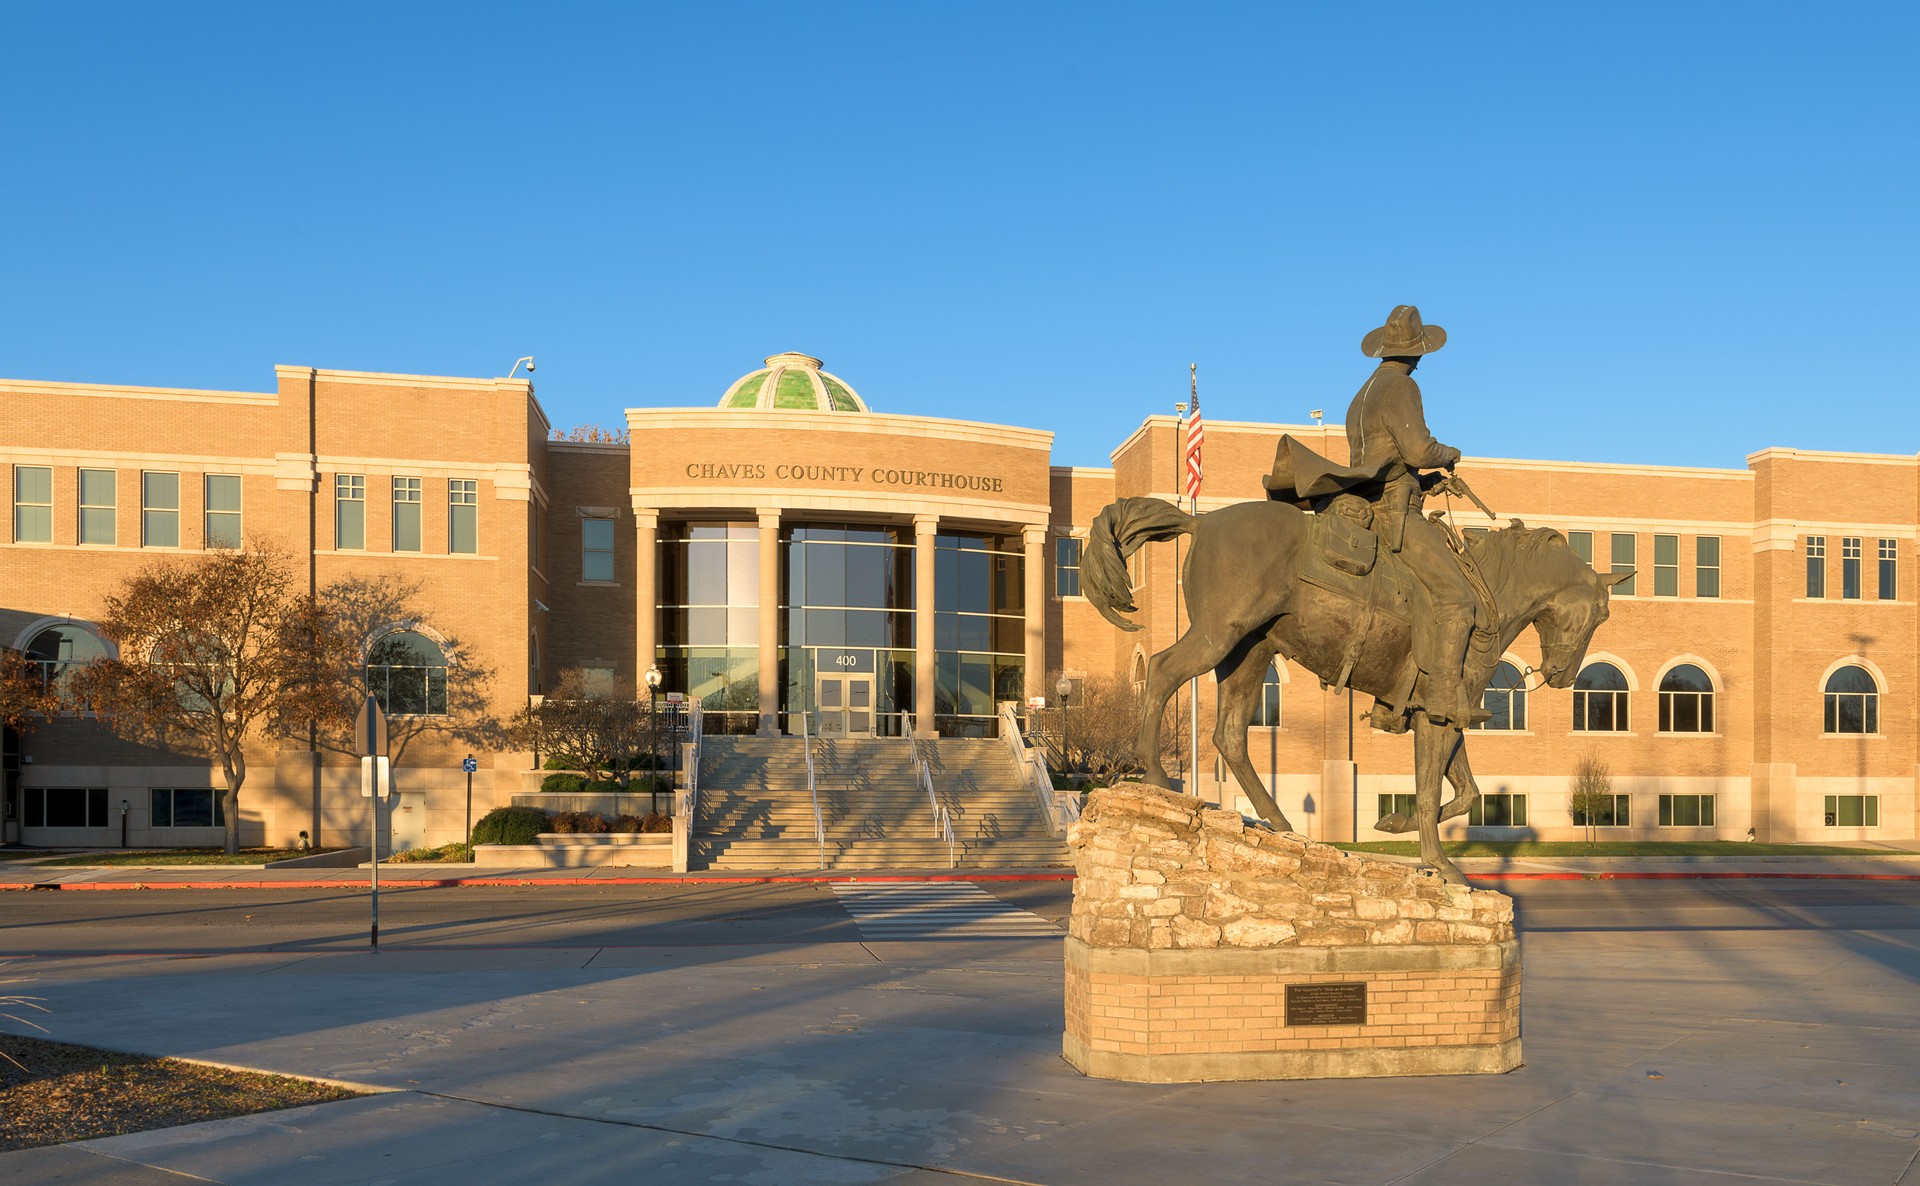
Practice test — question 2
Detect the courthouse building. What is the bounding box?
[2,350,1916,849]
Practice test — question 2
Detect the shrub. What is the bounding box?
[550,811,610,834]
[583,779,622,795]
[541,772,587,794]
[609,813,643,833]
[542,756,574,771]
[640,812,672,834]
[471,806,549,846]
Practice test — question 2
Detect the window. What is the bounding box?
[1572,794,1630,827]
[204,474,241,549]
[1805,536,1825,597]
[1879,539,1897,601]
[1252,661,1282,728]
[142,471,180,547]
[1824,795,1879,828]
[1573,662,1629,732]
[24,623,110,694]
[335,475,365,549]
[1609,533,1636,595]
[582,517,615,582]
[1469,793,1527,827]
[1658,794,1716,827]
[366,630,447,715]
[1377,793,1416,821]
[1653,534,1678,597]
[1055,536,1082,598]
[151,788,225,828]
[1565,530,1593,565]
[13,465,52,542]
[1658,664,1715,733]
[448,479,478,554]
[529,503,542,572]
[69,468,118,546]
[1823,665,1879,734]
[1475,659,1527,731]
[23,787,110,829]
[1696,536,1721,598]
[392,478,422,552]
[1841,537,1862,600]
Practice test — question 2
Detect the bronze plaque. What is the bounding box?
[1285,982,1368,1026]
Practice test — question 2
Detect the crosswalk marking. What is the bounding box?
[830,882,1063,939]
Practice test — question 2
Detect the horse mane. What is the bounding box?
[1462,523,1573,594]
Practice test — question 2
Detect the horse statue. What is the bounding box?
[1081,494,1625,883]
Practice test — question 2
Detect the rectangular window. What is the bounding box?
[1878,539,1897,600]
[582,517,615,582]
[142,471,180,547]
[392,477,422,552]
[1805,536,1825,598]
[529,503,542,571]
[1572,794,1631,827]
[1653,533,1678,597]
[1696,536,1721,598]
[1468,793,1527,827]
[1609,533,1635,595]
[1841,537,1862,600]
[448,479,478,554]
[1658,794,1717,828]
[335,475,365,549]
[1823,795,1879,828]
[78,468,116,544]
[1055,536,1082,597]
[1376,793,1416,822]
[12,465,52,543]
[1566,530,1593,565]
[204,474,242,549]
[150,788,226,828]
[23,787,110,828]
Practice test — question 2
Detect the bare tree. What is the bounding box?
[1037,672,1189,787]
[552,424,631,445]
[279,574,501,767]
[1568,755,1614,847]
[72,545,327,855]
[0,649,60,734]
[508,668,653,790]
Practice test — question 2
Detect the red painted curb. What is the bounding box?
[1466,871,1920,882]
[0,872,1078,892]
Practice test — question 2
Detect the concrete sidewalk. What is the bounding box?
[5,898,1920,1184]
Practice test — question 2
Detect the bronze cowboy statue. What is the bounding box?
[1080,306,1627,882]
[1260,305,1483,734]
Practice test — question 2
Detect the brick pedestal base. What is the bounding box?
[1063,936,1521,1082]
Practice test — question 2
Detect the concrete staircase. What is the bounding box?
[692,736,1069,870]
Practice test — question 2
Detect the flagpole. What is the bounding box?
[1171,399,1184,795]
[1187,363,1201,803]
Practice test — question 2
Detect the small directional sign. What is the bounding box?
[664,692,685,704]
[354,695,388,758]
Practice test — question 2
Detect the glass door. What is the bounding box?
[815,674,875,739]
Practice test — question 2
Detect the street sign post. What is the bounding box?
[358,695,387,951]
[462,754,478,863]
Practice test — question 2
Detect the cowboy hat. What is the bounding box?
[1361,305,1447,358]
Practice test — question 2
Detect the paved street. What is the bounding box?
[3,879,1919,1185]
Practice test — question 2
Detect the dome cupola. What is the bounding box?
[718,352,866,412]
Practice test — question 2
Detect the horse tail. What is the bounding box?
[1084,497,1196,632]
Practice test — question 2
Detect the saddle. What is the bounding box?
[1297,496,1417,702]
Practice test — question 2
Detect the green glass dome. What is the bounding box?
[719,352,867,412]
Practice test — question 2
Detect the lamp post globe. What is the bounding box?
[1055,676,1073,782]
[644,665,663,815]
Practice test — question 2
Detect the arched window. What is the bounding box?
[24,623,110,692]
[1251,661,1282,728]
[1573,662,1629,732]
[1658,664,1715,733]
[367,630,447,716]
[1129,652,1147,695]
[1824,665,1878,734]
[1475,660,1527,731]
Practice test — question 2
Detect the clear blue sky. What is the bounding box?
[3,3,1915,470]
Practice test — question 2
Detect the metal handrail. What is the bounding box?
[999,704,1079,834]
[914,739,957,869]
[678,702,703,820]
[799,710,826,869]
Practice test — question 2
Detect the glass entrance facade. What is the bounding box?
[782,524,916,735]
[933,531,1026,735]
[658,523,760,731]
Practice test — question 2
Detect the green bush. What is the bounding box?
[541,772,587,794]
[583,779,622,795]
[471,806,549,846]
[542,756,573,771]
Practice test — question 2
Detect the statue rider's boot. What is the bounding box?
[1424,618,1490,728]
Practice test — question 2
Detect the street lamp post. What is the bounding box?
[645,665,663,817]
[1056,675,1073,789]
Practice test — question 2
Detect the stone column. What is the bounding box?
[1022,524,1048,704]
[913,514,940,738]
[634,508,658,695]
[757,507,781,735]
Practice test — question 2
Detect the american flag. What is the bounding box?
[1183,363,1204,502]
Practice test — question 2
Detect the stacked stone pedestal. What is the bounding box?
[1064,783,1520,1083]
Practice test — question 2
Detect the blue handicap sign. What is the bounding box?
[461,756,478,774]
